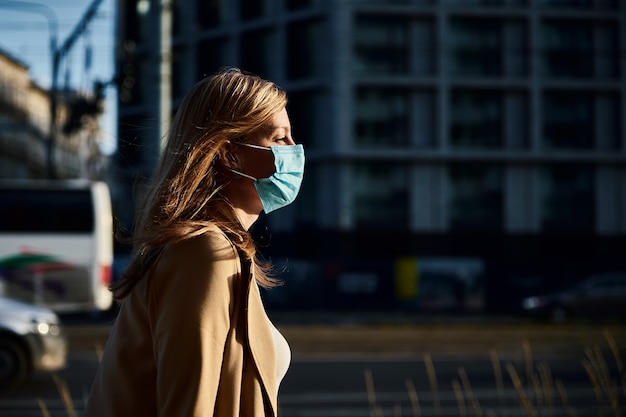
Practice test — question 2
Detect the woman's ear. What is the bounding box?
[217,142,239,169]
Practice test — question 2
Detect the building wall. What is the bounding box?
[114,0,626,300]
[0,49,108,180]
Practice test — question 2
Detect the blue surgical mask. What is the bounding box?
[229,143,305,213]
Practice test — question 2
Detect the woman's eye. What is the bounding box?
[275,137,288,143]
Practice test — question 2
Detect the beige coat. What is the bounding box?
[84,228,279,417]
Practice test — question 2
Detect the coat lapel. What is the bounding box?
[245,268,278,416]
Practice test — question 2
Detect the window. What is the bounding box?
[288,90,324,149]
[286,0,322,11]
[196,38,229,81]
[353,162,409,229]
[172,46,186,101]
[354,88,410,147]
[449,18,503,76]
[240,30,274,79]
[0,189,94,233]
[541,164,594,232]
[542,20,619,79]
[538,0,618,9]
[353,15,410,75]
[414,18,436,75]
[445,0,527,5]
[543,92,593,150]
[450,89,503,148]
[196,0,228,29]
[239,0,269,21]
[448,164,503,230]
[287,19,324,80]
[294,163,317,227]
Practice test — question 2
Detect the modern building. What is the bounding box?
[114,0,626,311]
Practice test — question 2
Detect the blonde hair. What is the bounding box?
[113,68,287,299]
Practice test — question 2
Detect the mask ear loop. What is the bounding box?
[229,169,257,181]
[230,141,272,151]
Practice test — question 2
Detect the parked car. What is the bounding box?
[0,296,67,388]
[521,272,626,322]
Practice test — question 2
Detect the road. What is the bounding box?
[1,316,625,417]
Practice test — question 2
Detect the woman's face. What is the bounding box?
[237,107,295,179]
[227,107,295,216]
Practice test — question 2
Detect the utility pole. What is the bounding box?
[159,0,173,151]
[49,0,104,178]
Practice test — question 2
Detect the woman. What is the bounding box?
[84,68,305,417]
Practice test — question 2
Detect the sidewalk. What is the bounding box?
[63,311,626,359]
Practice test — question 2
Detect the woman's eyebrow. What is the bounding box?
[263,124,290,134]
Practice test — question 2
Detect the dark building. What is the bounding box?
[112,0,626,312]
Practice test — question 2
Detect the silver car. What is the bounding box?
[0,296,68,388]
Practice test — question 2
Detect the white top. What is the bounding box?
[269,319,291,387]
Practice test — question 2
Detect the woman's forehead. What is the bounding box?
[260,108,291,134]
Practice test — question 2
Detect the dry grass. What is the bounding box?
[362,330,625,417]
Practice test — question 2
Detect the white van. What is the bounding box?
[0,179,114,313]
